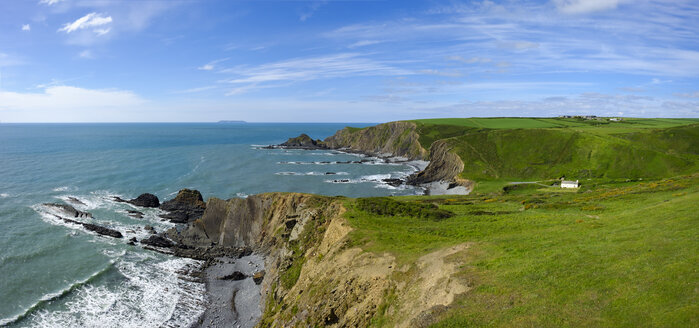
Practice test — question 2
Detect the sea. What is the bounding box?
[0,123,424,327]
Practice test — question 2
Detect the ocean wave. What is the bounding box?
[25,253,205,328]
[52,186,72,192]
[0,193,9,198]
[275,171,347,176]
[0,263,115,326]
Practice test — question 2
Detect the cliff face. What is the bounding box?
[323,121,428,160]
[407,140,473,191]
[176,193,470,327]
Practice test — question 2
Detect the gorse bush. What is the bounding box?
[356,197,454,220]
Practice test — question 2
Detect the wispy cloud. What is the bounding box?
[58,12,112,34]
[553,0,630,15]
[78,50,94,59]
[39,0,64,6]
[21,24,31,31]
[674,91,699,98]
[348,40,381,48]
[198,58,230,71]
[299,1,327,22]
[218,53,410,94]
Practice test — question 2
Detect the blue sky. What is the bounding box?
[0,0,698,122]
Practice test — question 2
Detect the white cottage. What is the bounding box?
[561,180,579,188]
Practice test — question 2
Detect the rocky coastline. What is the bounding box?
[266,122,473,195]
[38,121,473,327]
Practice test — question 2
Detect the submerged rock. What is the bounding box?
[127,210,144,219]
[382,178,404,187]
[67,197,86,206]
[55,215,122,238]
[159,189,206,223]
[43,203,92,218]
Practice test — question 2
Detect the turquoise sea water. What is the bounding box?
[0,123,422,327]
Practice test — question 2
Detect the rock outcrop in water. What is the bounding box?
[280,133,324,149]
[43,203,92,218]
[54,214,123,238]
[113,193,160,208]
[159,189,206,223]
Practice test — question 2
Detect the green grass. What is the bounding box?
[413,117,698,130]
[439,125,699,181]
[344,174,699,327]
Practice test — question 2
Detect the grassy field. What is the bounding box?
[410,121,699,182]
[344,174,699,327]
[414,117,699,130]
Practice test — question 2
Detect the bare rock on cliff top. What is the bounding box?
[159,188,206,223]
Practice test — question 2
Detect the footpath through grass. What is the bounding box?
[344,174,699,327]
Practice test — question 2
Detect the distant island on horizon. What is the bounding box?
[217,120,247,124]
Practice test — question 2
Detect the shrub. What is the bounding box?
[356,197,454,220]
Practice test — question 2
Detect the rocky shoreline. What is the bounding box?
[37,123,471,327]
[42,189,268,328]
[267,130,472,195]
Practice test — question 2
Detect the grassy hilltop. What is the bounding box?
[411,117,699,183]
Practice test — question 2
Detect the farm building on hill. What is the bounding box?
[561,180,579,188]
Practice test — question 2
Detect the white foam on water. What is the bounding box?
[360,173,393,182]
[275,171,343,176]
[236,192,249,198]
[0,193,9,198]
[0,263,115,326]
[28,252,205,328]
[52,186,71,192]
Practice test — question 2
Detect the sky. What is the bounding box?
[0,0,698,122]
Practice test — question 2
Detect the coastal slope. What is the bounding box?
[171,193,470,327]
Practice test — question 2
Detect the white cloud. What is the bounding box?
[198,58,230,71]
[58,13,113,34]
[0,86,146,122]
[39,0,64,5]
[447,56,492,64]
[553,0,629,14]
[348,40,381,48]
[22,24,31,31]
[94,28,111,36]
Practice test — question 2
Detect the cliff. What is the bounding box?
[406,140,471,189]
[172,193,470,327]
[322,121,428,160]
